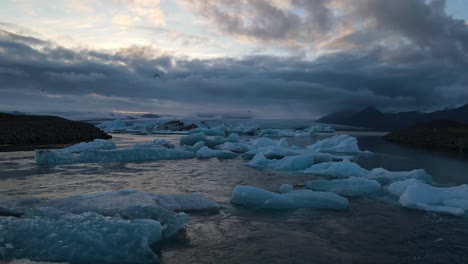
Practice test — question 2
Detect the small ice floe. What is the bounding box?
[196,146,238,159]
[306,177,381,197]
[304,160,432,184]
[231,185,348,210]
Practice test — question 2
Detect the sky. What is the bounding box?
[0,0,468,119]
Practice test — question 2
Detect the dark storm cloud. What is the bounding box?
[1,1,468,118]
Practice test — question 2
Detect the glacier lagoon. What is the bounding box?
[2,131,468,263]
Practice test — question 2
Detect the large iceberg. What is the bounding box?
[0,189,222,262]
[303,160,432,184]
[305,125,334,134]
[36,147,195,166]
[387,180,468,216]
[96,119,127,133]
[306,177,381,197]
[1,189,221,214]
[179,132,226,148]
[231,185,348,210]
[196,146,238,159]
[304,160,369,178]
[248,153,316,171]
[307,135,368,153]
[0,208,163,264]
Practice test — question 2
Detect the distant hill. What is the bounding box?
[317,104,468,131]
[384,120,468,152]
[0,113,111,150]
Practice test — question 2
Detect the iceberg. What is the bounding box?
[0,208,163,264]
[217,142,252,153]
[248,137,289,148]
[243,146,304,160]
[388,180,468,216]
[179,132,226,148]
[307,135,368,153]
[134,139,176,149]
[196,146,238,159]
[227,133,240,142]
[279,184,294,193]
[259,129,309,137]
[367,168,432,184]
[304,160,369,178]
[304,160,432,184]
[248,153,316,171]
[35,147,195,166]
[96,119,127,133]
[306,177,381,197]
[231,185,348,210]
[306,125,334,134]
[190,125,226,136]
[180,132,207,146]
[60,139,116,153]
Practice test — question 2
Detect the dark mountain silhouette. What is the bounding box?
[317,104,468,131]
[384,120,468,152]
[0,113,111,151]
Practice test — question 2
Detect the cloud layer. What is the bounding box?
[0,0,467,117]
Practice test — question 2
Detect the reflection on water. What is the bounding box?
[1,133,468,263]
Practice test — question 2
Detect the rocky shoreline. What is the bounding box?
[0,113,111,151]
[384,120,468,152]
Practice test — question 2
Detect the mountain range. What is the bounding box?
[317,104,468,131]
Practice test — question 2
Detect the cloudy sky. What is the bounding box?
[1,0,467,118]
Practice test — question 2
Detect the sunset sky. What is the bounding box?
[1,0,467,118]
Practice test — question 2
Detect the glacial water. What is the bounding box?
[1,132,468,264]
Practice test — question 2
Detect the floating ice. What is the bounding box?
[306,177,381,197]
[180,132,207,146]
[388,180,468,216]
[306,125,334,134]
[217,142,251,153]
[196,146,237,159]
[179,132,226,148]
[248,137,289,148]
[60,139,116,153]
[227,133,240,142]
[35,147,195,166]
[31,190,221,213]
[190,125,226,136]
[279,184,294,193]
[0,208,163,264]
[225,122,259,135]
[248,153,316,171]
[231,185,348,210]
[135,139,175,149]
[304,160,369,178]
[259,129,309,137]
[304,160,432,184]
[307,135,367,153]
[243,146,304,160]
[96,119,127,133]
[367,168,432,184]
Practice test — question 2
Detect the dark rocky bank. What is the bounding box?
[0,113,111,151]
[384,120,468,152]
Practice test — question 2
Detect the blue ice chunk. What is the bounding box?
[231,185,348,210]
[306,177,381,197]
[35,147,195,166]
[0,208,162,264]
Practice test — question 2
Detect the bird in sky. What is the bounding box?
[154,73,160,78]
